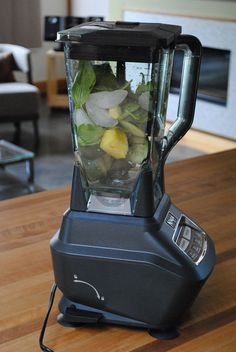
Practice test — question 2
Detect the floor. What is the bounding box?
[0,96,205,201]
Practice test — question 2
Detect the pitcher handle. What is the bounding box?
[162,35,202,160]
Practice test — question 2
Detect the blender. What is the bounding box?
[49,21,215,340]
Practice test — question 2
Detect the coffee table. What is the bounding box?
[0,139,35,184]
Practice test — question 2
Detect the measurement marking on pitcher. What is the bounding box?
[73,275,104,301]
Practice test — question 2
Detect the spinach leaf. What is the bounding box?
[93,63,119,92]
[122,101,140,118]
[93,63,132,92]
[124,108,148,123]
[72,61,96,109]
[136,73,154,95]
[77,124,104,146]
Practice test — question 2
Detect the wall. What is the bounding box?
[71,0,109,19]
[31,0,67,82]
[125,10,236,139]
[32,0,109,82]
[109,0,236,21]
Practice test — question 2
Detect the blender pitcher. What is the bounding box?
[58,21,201,216]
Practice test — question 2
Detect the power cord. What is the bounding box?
[39,283,57,352]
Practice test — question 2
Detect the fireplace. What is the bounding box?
[171,46,231,106]
[124,10,236,139]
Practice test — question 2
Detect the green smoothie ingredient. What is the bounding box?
[100,128,128,159]
[119,120,145,138]
[77,124,104,146]
[83,155,109,182]
[71,61,154,183]
[127,142,148,164]
[72,61,96,109]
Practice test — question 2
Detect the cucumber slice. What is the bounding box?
[127,142,148,164]
[83,154,112,182]
[120,120,145,137]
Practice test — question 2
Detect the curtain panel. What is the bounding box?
[0,0,41,48]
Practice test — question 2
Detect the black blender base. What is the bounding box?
[148,328,180,340]
[57,313,84,328]
[58,296,179,340]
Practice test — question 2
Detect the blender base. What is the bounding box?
[57,296,179,340]
[148,328,180,340]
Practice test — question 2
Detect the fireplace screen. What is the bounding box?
[171,46,230,106]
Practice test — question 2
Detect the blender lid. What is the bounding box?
[57,21,181,48]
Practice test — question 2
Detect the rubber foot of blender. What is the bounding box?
[148,327,180,340]
[57,313,84,328]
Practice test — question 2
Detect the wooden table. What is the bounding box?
[0,149,236,352]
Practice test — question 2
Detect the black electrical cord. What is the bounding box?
[39,283,57,352]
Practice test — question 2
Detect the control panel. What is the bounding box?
[171,215,207,265]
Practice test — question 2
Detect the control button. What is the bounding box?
[195,230,204,238]
[187,249,199,261]
[166,212,178,229]
[193,236,203,247]
[192,244,202,254]
[182,226,192,240]
[178,237,190,252]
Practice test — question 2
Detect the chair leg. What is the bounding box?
[33,120,40,152]
[13,122,21,145]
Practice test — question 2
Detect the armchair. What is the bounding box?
[0,44,40,149]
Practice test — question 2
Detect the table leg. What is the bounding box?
[47,54,58,106]
[26,158,34,184]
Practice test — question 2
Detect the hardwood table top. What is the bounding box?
[0,149,236,352]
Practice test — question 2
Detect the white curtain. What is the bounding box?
[0,0,41,48]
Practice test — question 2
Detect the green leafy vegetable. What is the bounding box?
[77,124,104,146]
[72,61,96,109]
[121,100,147,123]
[93,63,132,92]
[136,73,154,95]
[93,63,119,92]
[125,108,148,123]
[120,80,132,90]
[122,101,140,115]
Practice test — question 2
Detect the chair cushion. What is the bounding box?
[0,82,40,117]
[0,52,15,83]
